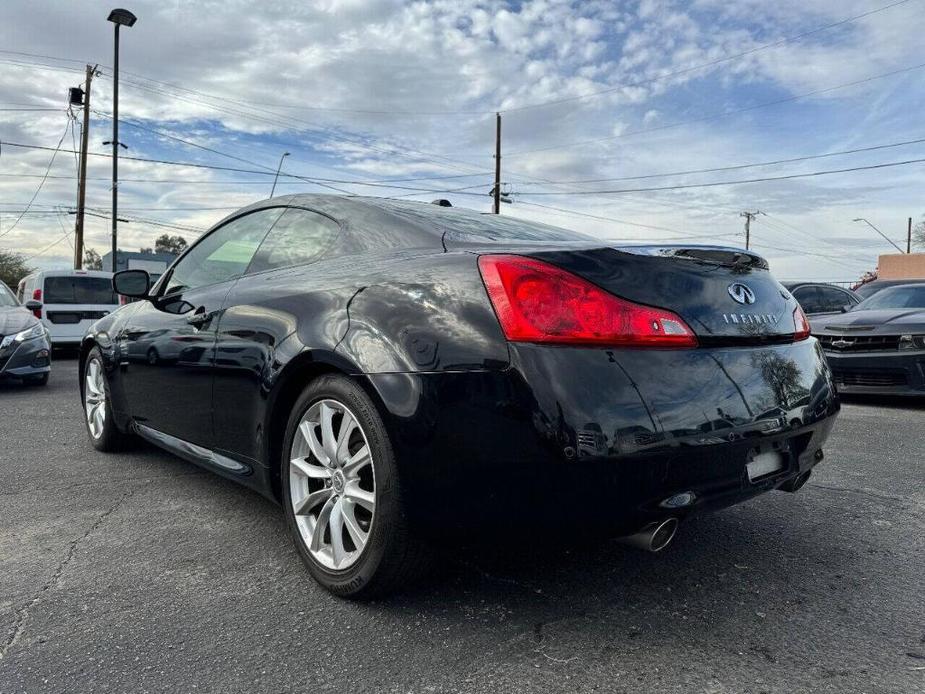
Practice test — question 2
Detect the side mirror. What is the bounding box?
[839,304,851,313]
[113,269,151,299]
[24,300,42,311]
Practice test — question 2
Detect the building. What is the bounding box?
[100,250,177,283]
[877,253,925,280]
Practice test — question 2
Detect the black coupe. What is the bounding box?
[815,283,925,395]
[81,195,839,597]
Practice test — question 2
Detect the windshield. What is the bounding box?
[0,283,18,308]
[854,285,925,310]
[43,276,118,305]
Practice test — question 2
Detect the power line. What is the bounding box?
[0,140,491,194]
[513,200,740,240]
[505,61,925,157]
[514,136,925,186]
[97,71,492,177]
[514,157,925,195]
[0,120,70,241]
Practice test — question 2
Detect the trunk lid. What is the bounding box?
[523,245,798,342]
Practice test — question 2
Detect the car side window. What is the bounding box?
[164,208,284,294]
[246,207,340,274]
[793,287,823,314]
[816,286,851,312]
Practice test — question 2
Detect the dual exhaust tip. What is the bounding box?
[618,517,679,553]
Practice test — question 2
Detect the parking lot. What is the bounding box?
[0,354,922,694]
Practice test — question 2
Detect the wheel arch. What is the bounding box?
[263,349,388,503]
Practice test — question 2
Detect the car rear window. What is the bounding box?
[44,276,117,305]
[379,201,594,244]
[856,285,925,310]
[0,283,17,307]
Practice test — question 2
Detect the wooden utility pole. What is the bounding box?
[493,112,501,214]
[74,64,95,270]
[740,210,759,250]
[907,217,912,254]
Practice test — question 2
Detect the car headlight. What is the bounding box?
[898,334,925,350]
[0,323,47,349]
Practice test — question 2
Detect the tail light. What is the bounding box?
[478,254,697,348]
[793,306,811,341]
[31,288,42,319]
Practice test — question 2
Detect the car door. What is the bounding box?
[118,207,285,446]
[211,206,343,464]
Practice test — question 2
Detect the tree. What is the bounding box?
[0,249,33,289]
[154,234,187,255]
[139,246,153,254]
[84,248,103,270]
[913,215,925,250]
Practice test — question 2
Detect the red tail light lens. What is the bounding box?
[793,305,811,341]
[478,254,697,348]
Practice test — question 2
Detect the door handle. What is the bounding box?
[186,306,212,326]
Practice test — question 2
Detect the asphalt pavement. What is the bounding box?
[1,354,923,693]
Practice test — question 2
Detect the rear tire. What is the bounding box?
[83,347,132,452]
[282,374,428,599]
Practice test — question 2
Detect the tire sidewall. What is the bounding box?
[281,375,400,597]
[83,348,121,451]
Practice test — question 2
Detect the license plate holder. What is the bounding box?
[746,450,785,482]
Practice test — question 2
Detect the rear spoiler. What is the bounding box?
[612,245,769,271]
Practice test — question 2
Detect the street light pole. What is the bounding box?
[270,152,290,198]
[852,217,906,254]
[107,8,137,273]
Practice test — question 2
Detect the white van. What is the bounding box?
[16,270,118,347]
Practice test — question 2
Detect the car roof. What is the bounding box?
[26,269,114,279]
[870,282,925,290]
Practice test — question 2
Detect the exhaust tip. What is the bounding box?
[618,518,679,553]
[780,470,812,493]
[649,518,679,552]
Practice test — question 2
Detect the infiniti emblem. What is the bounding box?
[728,283,756,305]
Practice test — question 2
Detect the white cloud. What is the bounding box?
[0,0,922,279]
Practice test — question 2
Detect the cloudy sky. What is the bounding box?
[1,0,924,281]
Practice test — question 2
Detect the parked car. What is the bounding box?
[17,270,118,347]
[0,280,51,385]
[783,282,860,317]
[814,283,925,396]
[80,195,839,597]
[853,278,921,300]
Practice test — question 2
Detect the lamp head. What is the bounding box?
[108,8,137,27]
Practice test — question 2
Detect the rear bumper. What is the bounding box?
[0,336,52,378]
[823,349,925,396]
[366,338,839,537]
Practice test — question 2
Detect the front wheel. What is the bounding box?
[83,347,131,451]
[282,374,428,598]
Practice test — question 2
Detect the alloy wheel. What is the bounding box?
[85,358,106,439]
[288,399,376,570]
